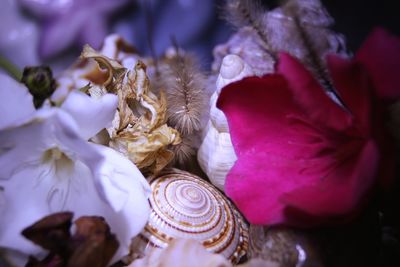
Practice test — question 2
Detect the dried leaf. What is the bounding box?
[81,45,126,90]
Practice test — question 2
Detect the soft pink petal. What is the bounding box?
[217,64,379,226]
[356,27,400,100]
[277,52,352,132]
[326,55,372,134]
[326,54,396,189]
[218,75,329,160]
[281,140,379,225]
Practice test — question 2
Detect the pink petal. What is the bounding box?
[218,74,327,160]
[326,55,372,134]
[356,27,400,101]
[218,75,315,224]
[326,55,397,189]
[277,52,352,132]
[281,140,379,226]
[217,56,380,226]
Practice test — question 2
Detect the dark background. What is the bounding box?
[263,0,399,52]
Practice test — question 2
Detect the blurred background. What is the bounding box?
[0,0,399,73]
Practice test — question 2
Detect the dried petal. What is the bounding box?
[21,212,73,255]
[80,45,181,175]
[68,216,119,267]
[21,213,119,267]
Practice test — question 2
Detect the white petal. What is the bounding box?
[0,73,35,130]
[0,186,5,218]
[0,109,57,180]
[89,144,151,254]
[0,101,149,259]
[0,108,89,181]
[60,91,118,140]
[0,160,112,255]
[0,165,54,255]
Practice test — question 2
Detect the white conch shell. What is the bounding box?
[128,239,232,267]
[198,54,254,191]
[237,258,280,267]
[130,169,249,264]
[216,54,254,93]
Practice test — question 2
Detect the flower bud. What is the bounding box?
[21,66,56,108]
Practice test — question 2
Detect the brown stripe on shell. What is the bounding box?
[131,169,249,264]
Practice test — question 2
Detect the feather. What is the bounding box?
[162,53,208,136]
[170,134,197,166]
[223,0,276,60]
[284,1,350,112]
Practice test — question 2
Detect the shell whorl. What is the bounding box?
[134,170,248,264]
[216,54,254,93]
[197,54,253,191]
[220,54,245,79]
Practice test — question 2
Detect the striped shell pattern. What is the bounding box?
[133,170,249,264]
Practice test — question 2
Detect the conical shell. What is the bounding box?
[128,239,232,267]
[197,121,237,191]
[198,54,254,191]
[130,169,249,264]
[216,54,254,93]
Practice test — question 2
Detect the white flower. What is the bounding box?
[0,73,151,260]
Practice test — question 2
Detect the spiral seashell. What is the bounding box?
[197,122,236,191]
[128,239,232,267]
[198,54,254,191]
[216,54,254,94]
[131,169,249,264]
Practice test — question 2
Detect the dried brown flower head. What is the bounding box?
[80,45,181,175]
[22,212,119,267]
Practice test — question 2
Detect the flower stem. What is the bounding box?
[0,54,22,81]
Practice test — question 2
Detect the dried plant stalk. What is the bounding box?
[223,0,276,60]
[163,54,208,136]
[284,1,350,111]
[169,134,197,166]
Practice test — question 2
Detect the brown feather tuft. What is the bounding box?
[223,0,276,60]
[162,54,208,136]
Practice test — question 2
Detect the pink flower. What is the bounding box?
[217,28,400,226]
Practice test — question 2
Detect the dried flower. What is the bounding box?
[80,44,181,175]
[22,212,119,267]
